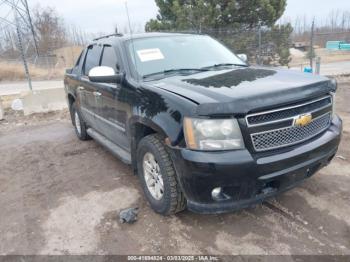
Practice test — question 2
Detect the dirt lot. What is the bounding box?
[0,81,349,256]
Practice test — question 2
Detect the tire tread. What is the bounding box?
[71,102,90,141]
[138,134,186,215]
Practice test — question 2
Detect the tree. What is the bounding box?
[270,23,293,66]
[32,6,67,54]
[145,0,292,66]
[146,0,287,32]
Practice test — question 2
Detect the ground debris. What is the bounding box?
[336,155,347,161]
[119,207,139,224]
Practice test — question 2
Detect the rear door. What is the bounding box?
[94,45,130,151]
[79,44,103,127]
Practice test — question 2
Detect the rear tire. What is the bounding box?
[137,134,186,215]
[71,102,90,141]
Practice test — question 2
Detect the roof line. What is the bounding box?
[93,33,124,41]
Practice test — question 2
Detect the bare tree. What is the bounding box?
[32,6,67,55]
[68,25,89,46]
[290,9,350,45]
[329,9,341,31]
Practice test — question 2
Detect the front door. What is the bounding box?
[79,44,103,128]
[94,45,131,151]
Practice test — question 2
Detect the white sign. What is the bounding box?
[137,48,165,62]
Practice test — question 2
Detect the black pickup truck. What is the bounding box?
[64,33,342,215]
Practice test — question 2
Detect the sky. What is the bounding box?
[27,0,350,34]
[28,0,158,33]
[281,0,350,23]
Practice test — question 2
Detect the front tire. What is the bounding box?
[71,102,90,141]
[137,134,186,215]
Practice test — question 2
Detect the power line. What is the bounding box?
[0,0,39,55]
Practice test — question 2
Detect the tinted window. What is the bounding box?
[83,45,102,75]
[72,50,83,74]
[101,46,118,71]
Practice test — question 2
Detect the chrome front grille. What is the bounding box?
[247,96,333,152]
[247,97,332,126]
[251,113,332,151]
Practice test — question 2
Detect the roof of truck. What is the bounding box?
[92,32,204,45]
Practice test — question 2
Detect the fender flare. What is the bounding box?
[128,115,184,170]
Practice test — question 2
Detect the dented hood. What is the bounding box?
[151,67,334,116]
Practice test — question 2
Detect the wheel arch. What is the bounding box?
[128,117,169,171]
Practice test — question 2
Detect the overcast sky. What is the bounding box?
[27,0,350,34]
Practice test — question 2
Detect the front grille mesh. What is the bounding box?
[251,113,331,152]
[247,97,332,125]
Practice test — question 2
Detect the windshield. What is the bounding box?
[127,35,246,78]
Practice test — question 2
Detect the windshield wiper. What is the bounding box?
[202,63,248,70]
[143,68,210,79]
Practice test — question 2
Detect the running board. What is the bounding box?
[87,128,131,165]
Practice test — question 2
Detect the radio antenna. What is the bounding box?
[125,1,139,81]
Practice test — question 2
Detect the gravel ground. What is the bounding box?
[0,81,349,256]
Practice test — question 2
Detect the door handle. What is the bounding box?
[93,91,102,97]
[77,86,85,91]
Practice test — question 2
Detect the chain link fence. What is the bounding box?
[0,44,83,82]
[203,29,278,65]
[290,30,350,75]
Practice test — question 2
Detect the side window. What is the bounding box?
[72,50,83,74]
[101,46,118,72]
[83,45,102,76]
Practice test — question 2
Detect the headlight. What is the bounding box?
[183,117,245,151]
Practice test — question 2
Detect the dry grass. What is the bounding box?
[53,46,84,67]
[0,45,83,82]
[0,61,65,82]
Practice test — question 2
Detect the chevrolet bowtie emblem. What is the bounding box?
[294,114,313,127]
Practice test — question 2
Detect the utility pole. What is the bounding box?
[14,7,32,90]
[23,0,39,57]
[310,19,315,69]
[0,0,37,90]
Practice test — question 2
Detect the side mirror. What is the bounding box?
[237,54,248,63]
[88,66,123,84]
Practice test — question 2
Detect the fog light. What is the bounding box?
[212,187,223,200]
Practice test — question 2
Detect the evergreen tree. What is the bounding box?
[145,0,293,66]
[146,0,287,31]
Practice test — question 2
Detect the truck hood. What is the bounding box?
[150,67,334,116]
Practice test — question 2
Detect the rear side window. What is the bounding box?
[72,51,83,74]
[101,46,118,72]
[83,45,102,75]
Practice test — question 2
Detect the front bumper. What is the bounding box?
[170,116,342,214]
